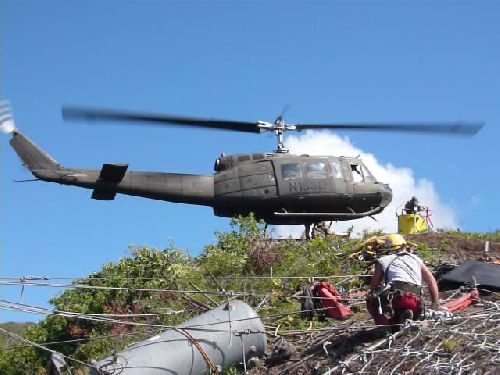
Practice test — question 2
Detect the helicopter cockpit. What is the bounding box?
[347,159,376,183]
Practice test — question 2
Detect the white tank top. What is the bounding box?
[378,252,424,286]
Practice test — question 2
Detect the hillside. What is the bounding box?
[0,218,498,375]
[255,231,500,375]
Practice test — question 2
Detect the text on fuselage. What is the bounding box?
[288,181,327,193]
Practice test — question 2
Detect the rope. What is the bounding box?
[174,328,219,374]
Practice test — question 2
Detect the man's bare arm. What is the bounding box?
[421,263,440,308]
[370,263,385,291]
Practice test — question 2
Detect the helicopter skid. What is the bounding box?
[273,206,383,222]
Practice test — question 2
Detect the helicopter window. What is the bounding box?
[331,160,343,179]
[305,161,328,178]
[350,163,376,183]
[351,164,364,183]
[361,165,376,182]
[282,163,303,180]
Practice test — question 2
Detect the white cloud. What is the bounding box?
[275,131,458,238]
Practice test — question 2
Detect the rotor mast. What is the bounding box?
[274,115,288,153]
[257,114,297,153]
[275,128,287,153]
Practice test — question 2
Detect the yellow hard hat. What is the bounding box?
[382,234,408,250]
[359,234,415,254]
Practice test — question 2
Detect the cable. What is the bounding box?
[1,273,369,282]
[0,279,249,297]
[0,327,93,370]
[2,328,161,351]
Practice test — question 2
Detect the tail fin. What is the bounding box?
[10,131,62,171]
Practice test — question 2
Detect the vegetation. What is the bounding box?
[0,217,497,374]
[0,322,33,350]
[436,229,500,242]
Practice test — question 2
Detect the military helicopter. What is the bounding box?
[3,103,482,234]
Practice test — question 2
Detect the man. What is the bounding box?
[366,235,440,325]
[404,196,421,214]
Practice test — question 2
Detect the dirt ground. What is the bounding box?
[406,232,500,263]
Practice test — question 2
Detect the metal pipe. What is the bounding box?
[91,300,267,375]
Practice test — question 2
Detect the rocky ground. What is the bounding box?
[249,233,500,375]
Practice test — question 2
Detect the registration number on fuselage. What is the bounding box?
[288,180,327,193]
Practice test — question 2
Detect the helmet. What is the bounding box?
[382,234,408,250]
[359,234,415,254]
[351,234,416,261]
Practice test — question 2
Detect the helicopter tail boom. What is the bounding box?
[10,131,62,172]
[9,130,215,206]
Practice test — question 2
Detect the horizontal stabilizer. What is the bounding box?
[91,189,117,200]
[91,164,128,200]
[97,164,128,182]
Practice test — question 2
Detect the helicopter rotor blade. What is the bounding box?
[294,122,483,136]
[62,106,483,136]
[62,106,262,133]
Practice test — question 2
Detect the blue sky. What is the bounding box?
[1,1,499,322]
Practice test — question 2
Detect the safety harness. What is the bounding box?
[378,253,425,318]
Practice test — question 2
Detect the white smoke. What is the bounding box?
[276,131,458,238]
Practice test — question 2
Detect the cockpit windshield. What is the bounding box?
[349,161,376,183]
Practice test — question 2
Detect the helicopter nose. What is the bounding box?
[379,183,392,207]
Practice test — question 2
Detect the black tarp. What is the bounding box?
[439,260,500,290]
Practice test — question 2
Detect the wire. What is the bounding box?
[1,328,161,351]
[1,273,369,281]
[0,327,93,369]
[0,279,371,303]
[0,279,250,297]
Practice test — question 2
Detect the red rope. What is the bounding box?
[174,328,219,374]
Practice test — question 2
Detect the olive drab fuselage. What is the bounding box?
[10,131,392,226]
[212,152,392,224]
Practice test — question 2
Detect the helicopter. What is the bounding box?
[2,103,482,234]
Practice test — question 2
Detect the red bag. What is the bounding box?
[314,281,353,320]
[442,289,480,312]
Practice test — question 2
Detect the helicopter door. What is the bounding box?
[348,160,379,211]
[330,158,351,206]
